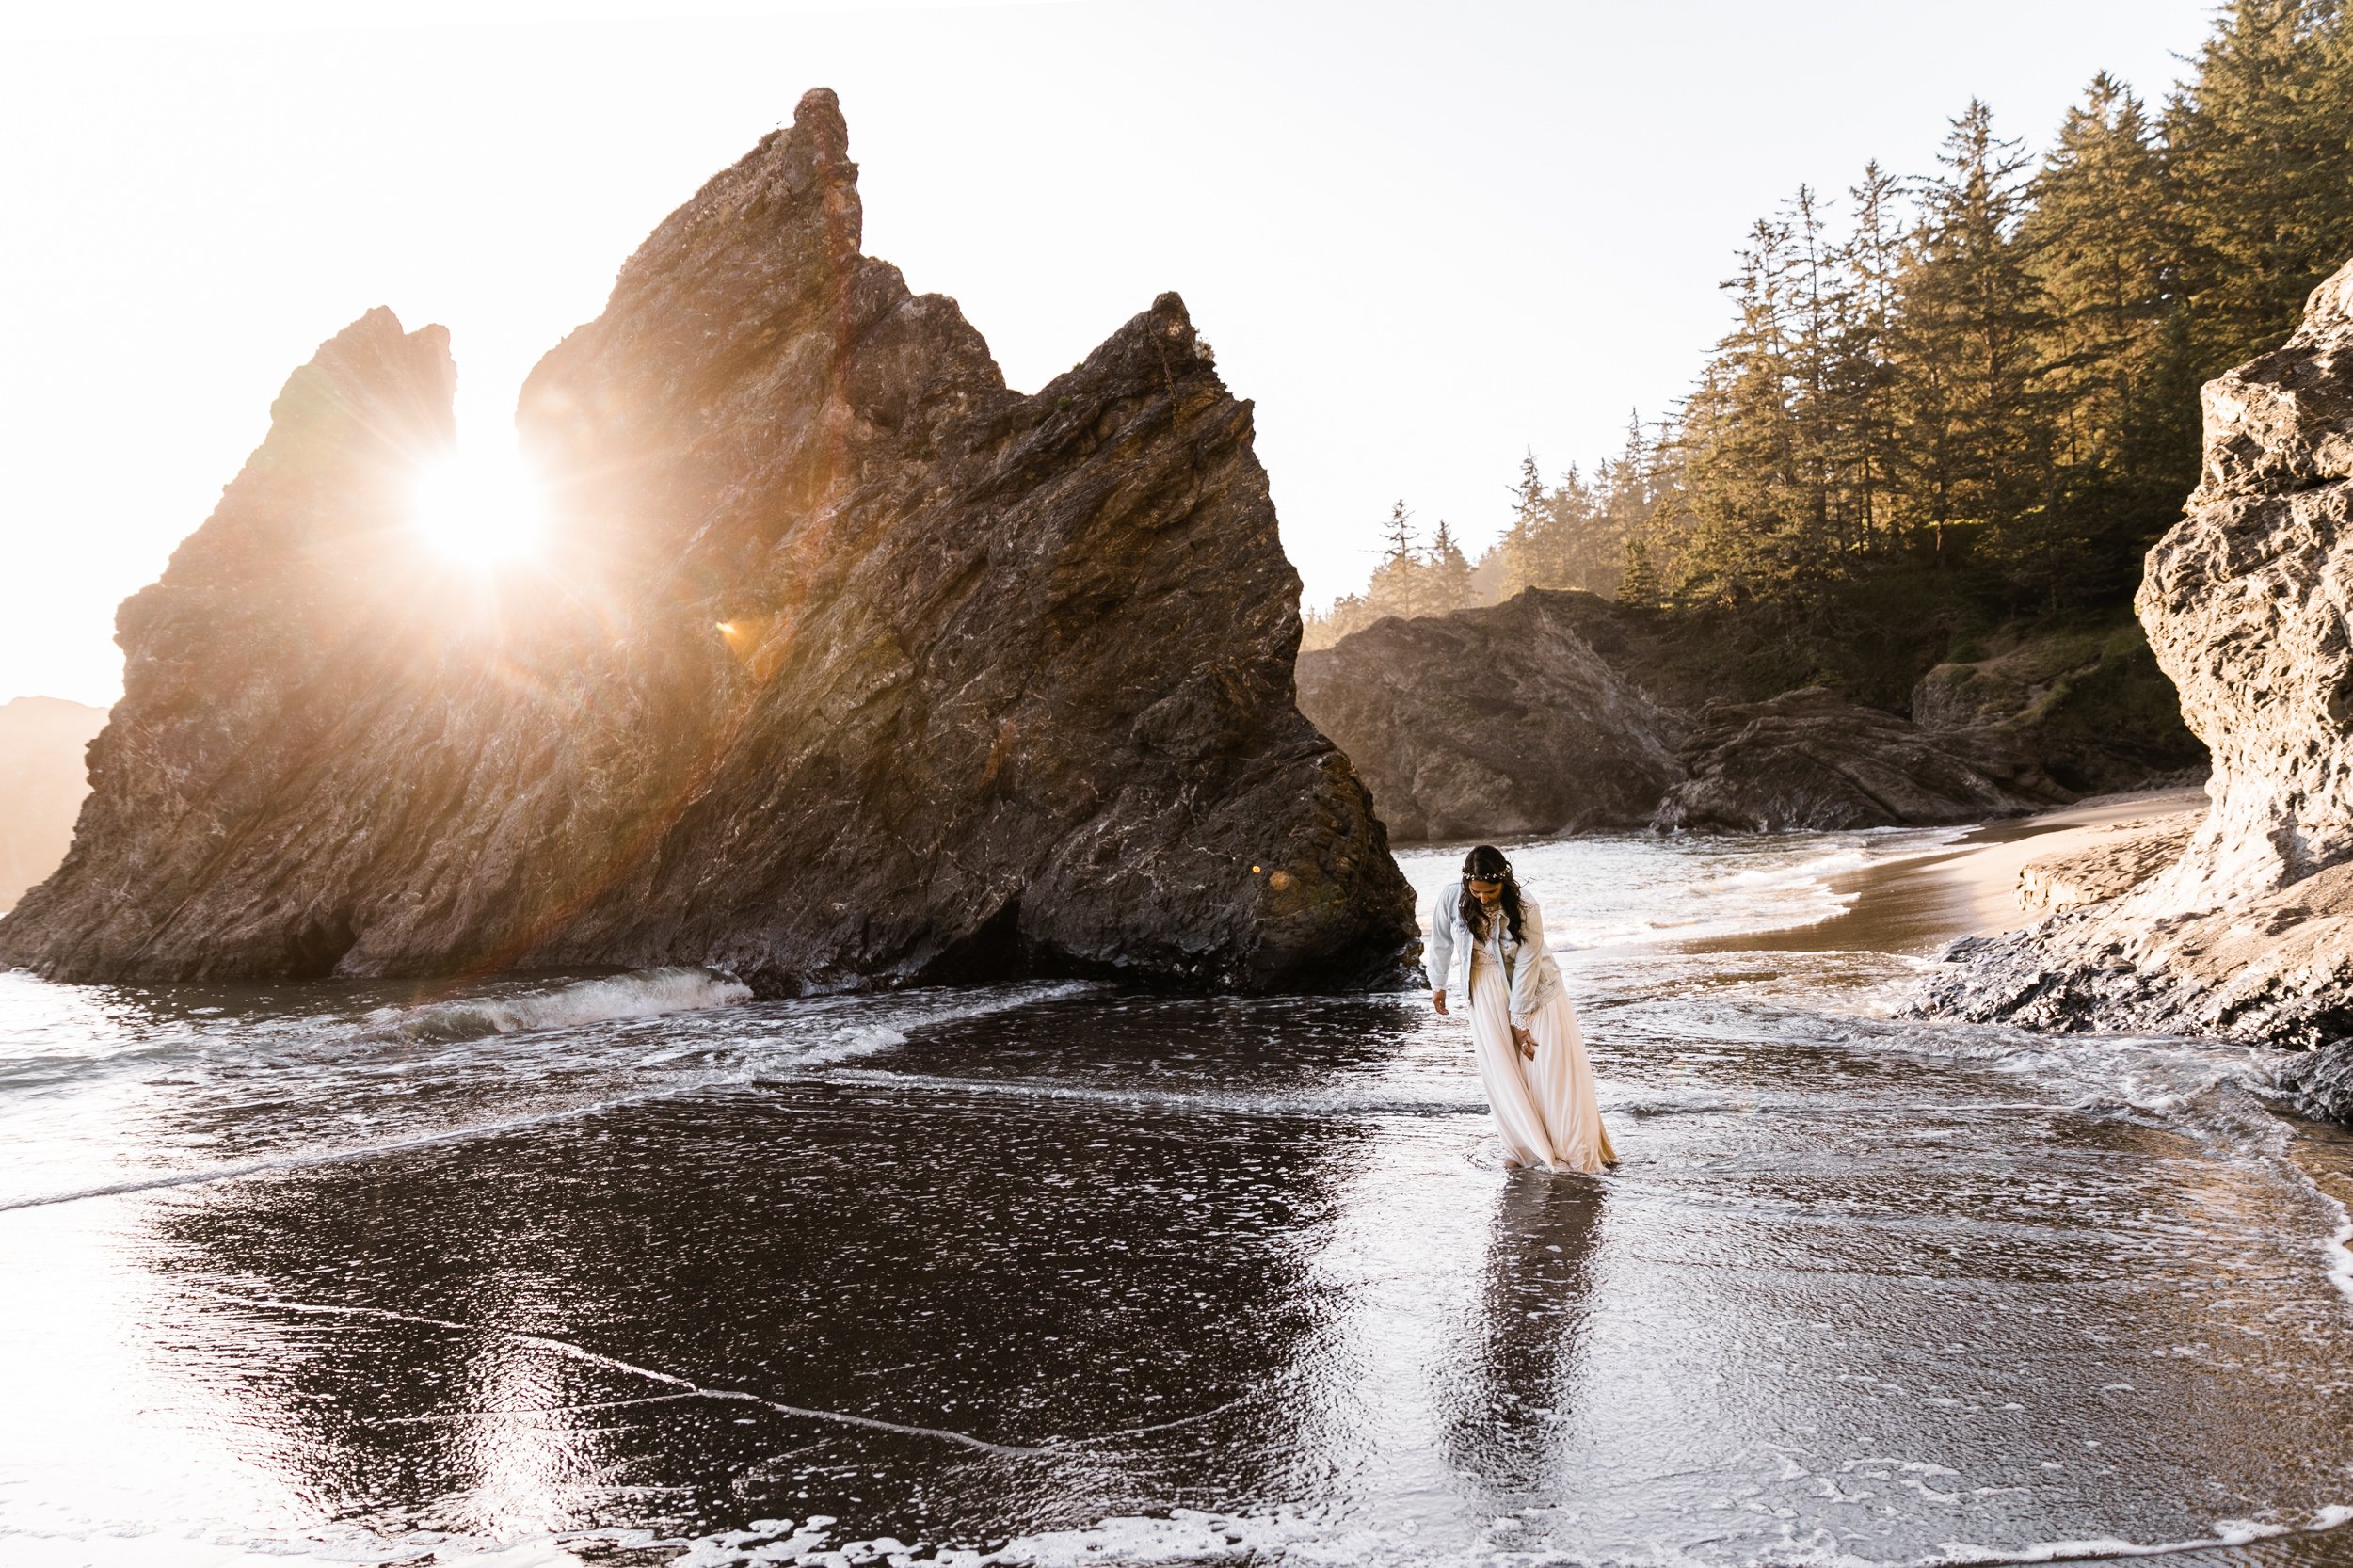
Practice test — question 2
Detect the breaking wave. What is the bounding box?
[362,967,753,1043]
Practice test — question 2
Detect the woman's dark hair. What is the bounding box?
[1459,844,1525,944]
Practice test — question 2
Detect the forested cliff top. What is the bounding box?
[1308,0,2353,711]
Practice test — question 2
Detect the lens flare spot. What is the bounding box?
[411,441,548,568]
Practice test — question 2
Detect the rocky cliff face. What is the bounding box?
[0,697,108,912]
[1652,687,2070,834]
[2139,258,2353,910]
[0,89,1417,993]
[1913,257,2353,1083]
[1294,590,1685,840]
[1908,622,2207,796]
[1297,588,2081,842]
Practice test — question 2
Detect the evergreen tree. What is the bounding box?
[1500,452,1551,593]
[1308,3,2353,658]
[2169,1,2353,375]
[1497,452,1623,597]
[1603,413,1679,600]
[1893,100,2055,590]
[1365,499,1429,618]
[1380,498,1416,569]
[1837,160,1906,560]
[1679,216,1806,604]
[2022,72,2192,582]
[1785,184,1850,566]
[1426,519,1475,614]
[1546,463,1617,595]
[1301,593,1377,651]
[1618,537,1663,611]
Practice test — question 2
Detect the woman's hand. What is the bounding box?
[1432,989,1448,1016]
[1511,1025,1535,1060]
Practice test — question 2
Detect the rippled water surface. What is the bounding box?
[5,827,2353,1567]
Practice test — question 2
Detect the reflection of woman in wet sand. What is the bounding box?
[1440,1175,1607,1495]
[1431,845,1615,1174]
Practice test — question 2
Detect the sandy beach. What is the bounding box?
[1701,785,2213,957]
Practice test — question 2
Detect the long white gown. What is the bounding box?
[1465,916,1616,1176]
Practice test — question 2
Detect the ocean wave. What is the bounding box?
[0,979,1105,1213]
[1936,1503,2353,1564]
[1725,998,2292,1142]
[0,1521,590,1568]
[2328,1204,2353,1305]
[361,967,752,1044]
[742,982,1108,1074]
[1687,847,1868,897]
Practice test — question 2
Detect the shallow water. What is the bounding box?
[4,827,2352,1566]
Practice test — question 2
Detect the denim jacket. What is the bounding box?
[1428,880,1562,1028]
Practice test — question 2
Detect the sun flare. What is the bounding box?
[410,441,549,568]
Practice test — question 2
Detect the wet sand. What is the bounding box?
[11,818,2353,1566]
[1714,784,2353,1568]
[1696,787,2212,958]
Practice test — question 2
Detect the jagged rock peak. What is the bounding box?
[0,90,1418,995]
[607,88,865,321]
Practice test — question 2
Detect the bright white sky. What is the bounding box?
[2,0,2218,707]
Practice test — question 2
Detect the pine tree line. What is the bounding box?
[1303,1,2353,651]
[1623,0,2353,614]
[1303,501,1478,647]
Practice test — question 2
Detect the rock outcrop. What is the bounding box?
[2140,259,2353,911]
[1650,687,2070,834]
[1913,257,2353,1061]
[1293,590,1685,840]
[1909,622,2207,795]
[0,89,1417,994]
[1301,587,2158,842]
[0,696,108,912]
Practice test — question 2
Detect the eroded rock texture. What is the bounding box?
[2140,258,2353,909]
[1650,687,2068,834]
[0,89,1417,993]
[1908,624,2207,796]
[1301,587,2128,842]
[1293,590,1685,840]
[1913,258,2353,1069]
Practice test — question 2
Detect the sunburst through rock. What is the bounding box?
[409,439,548,568]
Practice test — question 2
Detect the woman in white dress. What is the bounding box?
[1431,844,1615,1175]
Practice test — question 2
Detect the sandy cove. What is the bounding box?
[1694,786,2211,960]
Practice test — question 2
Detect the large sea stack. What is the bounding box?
[1914,257,2353,1108]
[0,89,1418,993]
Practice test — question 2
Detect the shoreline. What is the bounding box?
[1692,786,2211,958]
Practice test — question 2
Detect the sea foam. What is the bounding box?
[362,967,753,1044]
